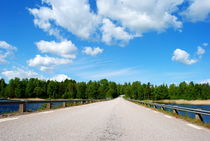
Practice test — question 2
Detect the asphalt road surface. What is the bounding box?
[0,97,210,141]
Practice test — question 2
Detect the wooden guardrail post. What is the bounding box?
[47,102,51,109]
[195,113,203,122]
[19,104,26,113]
[63,102,66,107]
[173,109,178,114]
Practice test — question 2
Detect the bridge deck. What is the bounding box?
[0,97,210,141]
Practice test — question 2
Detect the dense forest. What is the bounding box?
[0,78,209,100]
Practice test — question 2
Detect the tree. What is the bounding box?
[15,79,26,98]
[131,81,140,99]
[0,79,6,97]
[0,78,209,100]
[34,87,44,98]
[98,79,109,99]
[86,81,99,99]
[47,81,59,99]
[25,78,36,98]
[76,82,87,99]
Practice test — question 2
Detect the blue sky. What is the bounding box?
[0,0,210,84]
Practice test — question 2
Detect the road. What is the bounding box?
[0,97,210,141]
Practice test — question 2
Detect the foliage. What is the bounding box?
[0,78,209,100]
[123,81,210,100]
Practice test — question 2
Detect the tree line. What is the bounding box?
[0,78,209,100]
[0,78,119,99]
[122,81,210,100]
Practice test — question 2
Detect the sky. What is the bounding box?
[0,0,210,84]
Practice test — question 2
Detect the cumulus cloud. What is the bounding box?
[1,67,43,80]
[82,47,103,56]
[172,49,198,65]
[29,0,185,45]
[101,18,134,45]
[28,55,72,71]
[36,40,77,59]
[182,0,210,22]
[0,41,17,63]
[29,0,210,46]
[50,74,70,82]
[29,0,100,39]
[28,7,62,39]
[1,67,71,82]
[97,0,183,35]
[172,42,207,65]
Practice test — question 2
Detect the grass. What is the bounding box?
[0,110,19,118]
[154,99,210,105]
[128,99,210,129]
[37,103,47,111]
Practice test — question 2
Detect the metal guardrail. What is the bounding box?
[128,99,210,122]
[0,99,110,114]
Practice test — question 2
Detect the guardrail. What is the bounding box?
[128,99,210,122]
[0,99,109,114]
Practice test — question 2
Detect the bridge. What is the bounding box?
[0,97,210,141]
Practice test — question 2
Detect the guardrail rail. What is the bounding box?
[128,99,210,122]
[0,99,110,114]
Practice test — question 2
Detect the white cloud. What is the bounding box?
[182,0,210,22]
[0,41,16,50]
[82,47,103,56]
[200,79,210,84]
[97,0,183,35]
[0,41,17,63]
[28,7,63,39]
[50,74,70,82]
[101,18,134,45]
[172,49,198,65]
[29,0,185,45]
[203,42,208,47]
[29,0,100,39]
[28,55,72,71]
[36,40,77,59]
[1,67,71,82]
[1,67,43,80]
[197,46,205,55]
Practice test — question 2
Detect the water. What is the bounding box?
[0,100,20,114]
[164,104,210,123]
[0,100,64,114]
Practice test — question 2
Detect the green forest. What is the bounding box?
[0,78,209,100]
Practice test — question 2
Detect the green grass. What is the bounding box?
[37,103,47,111]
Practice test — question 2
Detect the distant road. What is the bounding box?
[0,97,210,141]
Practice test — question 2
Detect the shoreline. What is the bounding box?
[155,99,210,105]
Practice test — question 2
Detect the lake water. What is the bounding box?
[159,103,210,123]
[0,100,64,114]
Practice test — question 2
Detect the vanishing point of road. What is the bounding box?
[0,97,210,141]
